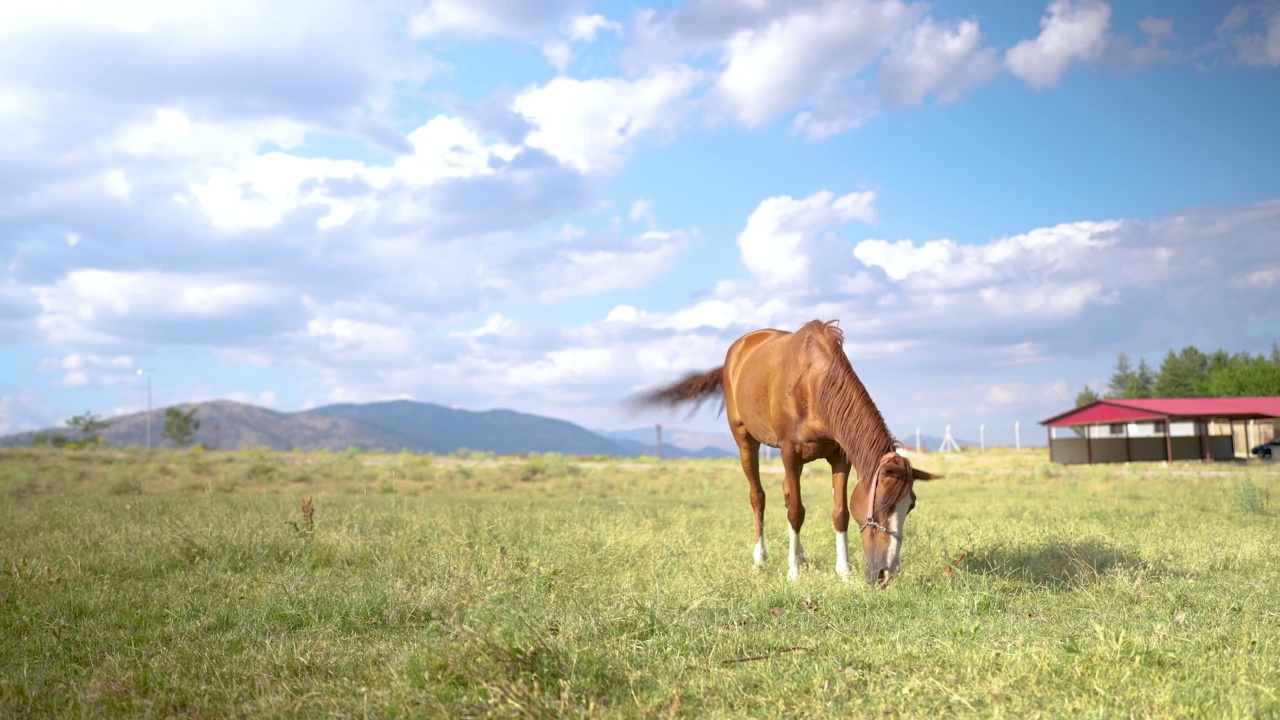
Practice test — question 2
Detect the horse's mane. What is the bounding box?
[808,320,909,514]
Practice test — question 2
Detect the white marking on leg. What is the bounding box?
[886,495,911,574]
[787,525,806,580]
[753,537,767,569]
[834,530,850,580]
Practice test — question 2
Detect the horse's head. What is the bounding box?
[853,453,941,587]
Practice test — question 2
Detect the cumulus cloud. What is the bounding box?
[1219,3,1280,67]
[0,390,58,436]
[37,353,136,388]
[32,270,304,346]
[629,0,1003,138]
[567,14,622,42]
[513,67,706,174]
[410,0,575,38]
[1006,0,1112,88]
[737,190,877,286]
[878,18,1000,108]
[602,198,1280,439]
[708,1,919,127]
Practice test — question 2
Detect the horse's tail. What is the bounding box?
[630,367,725,416]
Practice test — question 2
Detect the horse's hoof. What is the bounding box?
[753,563,767,574]
[787,566,802,581]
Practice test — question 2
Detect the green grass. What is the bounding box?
[2,447,1279,717]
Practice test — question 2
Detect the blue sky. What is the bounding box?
[2,0,1278,446]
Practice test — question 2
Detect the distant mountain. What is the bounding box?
[598,427,735,459]
[306,401,624,455]
[0,400,711,457]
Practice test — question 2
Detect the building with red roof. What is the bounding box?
[1040,397,1280,464]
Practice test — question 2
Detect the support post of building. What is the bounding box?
[1163,418,1173,464]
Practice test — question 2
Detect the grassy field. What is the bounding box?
[2,447,1279,718]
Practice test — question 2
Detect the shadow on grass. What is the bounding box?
[964,539,1164,590]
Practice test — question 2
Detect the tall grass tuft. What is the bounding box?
[1235,476,1270,515]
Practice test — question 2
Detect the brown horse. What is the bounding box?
[636,320,939,585]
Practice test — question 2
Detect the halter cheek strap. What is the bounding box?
[858,451,905,539]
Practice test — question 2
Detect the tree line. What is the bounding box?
[1076,343,1280,406]
[33,407,201,449]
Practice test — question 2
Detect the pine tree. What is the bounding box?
[1155,346,1208,397]
[1076,385,1099,407]
[1107,354,1134,398]
[1131,359,1156,398]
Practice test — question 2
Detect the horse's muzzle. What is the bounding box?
[865,566,892,587]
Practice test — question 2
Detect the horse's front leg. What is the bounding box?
[829,451,852,581]
[780,445,807,580]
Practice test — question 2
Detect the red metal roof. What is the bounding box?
[1041,397,1280,427]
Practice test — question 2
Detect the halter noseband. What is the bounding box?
[858,450,905,539]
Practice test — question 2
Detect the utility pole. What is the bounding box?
[1015,421,1021,450]
[980,424,985,452]
[137,369,152,450]
[655,423,663,461]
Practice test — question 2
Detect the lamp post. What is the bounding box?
[137,369,152,450]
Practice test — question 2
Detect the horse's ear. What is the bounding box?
[912,467,943,481]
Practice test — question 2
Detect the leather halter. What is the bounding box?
[858,450,906,539]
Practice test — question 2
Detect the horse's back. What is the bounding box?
[723,321,843,449]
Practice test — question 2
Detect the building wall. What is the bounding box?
[1051,435,1234,464]
[1084,420,1199,439]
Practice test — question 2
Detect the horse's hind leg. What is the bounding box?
[780,443,807,580]
[828,451,852,581]
[734,434,766,570]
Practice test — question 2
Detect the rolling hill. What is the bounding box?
[0,399,704,457]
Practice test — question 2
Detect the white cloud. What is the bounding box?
[567,14,621,42]
[854,238,959,282]
[660,297,788,332]
[709,0,918,127]
[1220,3,1280,67]
[629,199,657,229]
[737,190,877,286]
[409,0,573,38]
[1006,0,1111,89]
[102,170,132,200]
[540,230,686,302]
[37,353,136,388]
[0,390,58,436]
[878,18,1000,108]
[630,0,1002,138]
[301,314,414,365]
[226,390,282,408]
[542,40,573,71]
[451,313,515,339]
[635,333,731,375]
[33,270,298,345]
[513,68,705,174]
[505,347,614,385]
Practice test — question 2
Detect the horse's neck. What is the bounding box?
[851,436,895,482]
